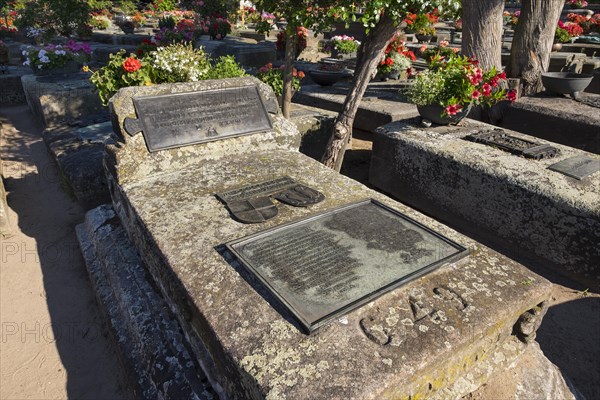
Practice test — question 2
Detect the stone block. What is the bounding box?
[370,118,600,287]
[291,103,337,161]
[76,204,216,399]
[198,37,276,68]
[21,74,105,128]
[0,73,26,106]
[43,121,116,209]
[294,84,418,132]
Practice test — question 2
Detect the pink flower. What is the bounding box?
[259,66,268,73]
[439,40,449,48]
[507,90,517,102]
[445,104,462,115]
[482,83,492,96]
[472,89,481,100]
[420,45,427,53]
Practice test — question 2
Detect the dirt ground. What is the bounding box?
[0,106,127,400]
[0,106,598,399]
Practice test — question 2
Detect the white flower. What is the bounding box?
[22,50,28,56]
[23,59,30,66]
[37,65,42,69]
[38,49,47,58]
[55,50,66,56]
[39,56,50,63]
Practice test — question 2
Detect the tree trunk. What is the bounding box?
[462,0,505,70]
[282,29,296,119]
[321,14,399,171]
[507,0,564,95]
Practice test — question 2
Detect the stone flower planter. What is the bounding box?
[417,103,471,125]
[541,72,593,97]
[308,69,345,86]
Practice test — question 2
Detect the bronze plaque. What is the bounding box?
[124,85,272,152]
[226,199,468,333]
[548,155,600,180]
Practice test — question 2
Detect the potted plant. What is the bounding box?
[256,62,304,104]
[329,35,360,59]
[566,0,588,9]
[404,55,516,125]
[206,15,231,40]
[22,40,92,76]
[404,12,438,43]
[308,62,349,86]
[376,35,415,81]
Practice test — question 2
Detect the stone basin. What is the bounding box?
[541,72,593,96]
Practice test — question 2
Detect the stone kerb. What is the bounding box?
[370,118,600,286]
[106,77,300,185]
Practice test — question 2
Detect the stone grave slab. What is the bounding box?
[294,83,418,132]
[96,78,553,399]
[371,118,600,286]
[106,148,552,400]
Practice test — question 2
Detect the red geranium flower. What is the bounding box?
[507,90,517,102]
[122,57,142,73]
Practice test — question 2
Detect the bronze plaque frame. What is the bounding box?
[125,86,273,152]
[226,199,469,333]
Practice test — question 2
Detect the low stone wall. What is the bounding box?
[0,73,26,106]
[291,103,337,161]
[43,121,115,209]
[370,118,600,287]
[293,84,418,132]
[21,74,106,128]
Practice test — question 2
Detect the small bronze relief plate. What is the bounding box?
[466,128,559,160]
[548,155,600,180]
[216,176,325,224]
[226,199,469,333]
[123,85,273,152]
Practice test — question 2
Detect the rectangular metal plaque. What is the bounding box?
[226,199,469,333]
[466,129,559,160]
[548,155,600,180]
[131,86,273,152]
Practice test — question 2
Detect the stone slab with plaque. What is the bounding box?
[548,155,600,180]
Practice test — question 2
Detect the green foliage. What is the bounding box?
[256,63,303,96]
[180,0,236,17]
[555,27,571,43]
[89,15,110,30]
[151,0,177,12]
[115,0,138,14]
[206,55,246,79]
[330,36,360,54]
[158,15,176,29]
[150,43,210,83]
[420,43,460,65]
[86,0,112,12]
[14,0,91,36]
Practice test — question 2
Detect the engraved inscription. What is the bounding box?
[131,86,272,152]
[243,228,359,298]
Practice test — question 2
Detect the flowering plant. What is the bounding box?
[330,35,360,54]
[404,56,516,117]
[566,0,588,8]
[420,40,460,66]
[206,15,231,39]
[22,41,91,70]
[276,26,307,57]
[557,20,584,41]
[89,44,245,105]
[566,12,600,34]
[255,11,275,35]
[377,35,416,75]
[503,11,520,28]
[404,12,438,35]
[256,63,304,96]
